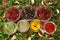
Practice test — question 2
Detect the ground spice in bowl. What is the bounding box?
[30,19,41,32]
[3,22,17,35]
[44,21,56,34]
[17,20,30,32]
[21,5,37,20]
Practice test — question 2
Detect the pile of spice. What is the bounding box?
[21,5,36,19]
[5,6,20,22]
[17,20,29,32]
[30,19,41,32]
[44,21,56,34]
[37,7,51,21]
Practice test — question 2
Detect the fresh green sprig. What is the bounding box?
[7,0,15,7]
[0,32,7,40]
[0,18,6,27]
[53,32,60,40]
[0,9,4,15]
[0,0,2,5]
[50,11,59,24]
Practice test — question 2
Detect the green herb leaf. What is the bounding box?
[0,0,2,5]
[0,9,4,15]
[0,18,6,27]
[8,0,15,7]
[57,3,60,10]
[0,32,6,40]
[53,32,60,40]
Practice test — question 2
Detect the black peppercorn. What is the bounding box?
[21,5,36,20]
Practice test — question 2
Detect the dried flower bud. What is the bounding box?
[31,0,35,4]
[56,9,59,14]
[38,32,43,37]
[48,2,53,5]
[41,1,44,5]
[28,37,31,40]
[11,35,16,40]
[14,1,19,4]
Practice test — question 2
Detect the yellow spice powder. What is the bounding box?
[30,19,41,32]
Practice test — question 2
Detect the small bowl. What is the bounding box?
[3,22,17,35]
[44,21,56,34]
[5,6,21,22]
[37,6,52,22]
[30,19,42,32]
[21,5,37,21]
[17,20,30,32]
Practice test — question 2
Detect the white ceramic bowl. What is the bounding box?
[44,21,56,34]
[17,20,30,32]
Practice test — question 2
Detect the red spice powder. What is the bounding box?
[37,7,51,20]
[45,22,55,33]
[6,7,20,21]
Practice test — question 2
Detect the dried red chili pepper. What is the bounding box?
[6,6,20,22]
[37,7,51,21]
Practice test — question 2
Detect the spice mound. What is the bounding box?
[30,19,41,32]
[17,20,29,32]
[44,21,56,34]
